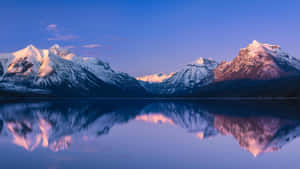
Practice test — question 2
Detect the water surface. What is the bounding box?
[1,99,300,169]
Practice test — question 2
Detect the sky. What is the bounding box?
[1,0,300,76]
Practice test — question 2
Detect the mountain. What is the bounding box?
[187,41,300,97]
[139,57,218,95]
[0,45,146,97]
[138,40,300,97]
[1,41,300,97]
[214,40,300,82]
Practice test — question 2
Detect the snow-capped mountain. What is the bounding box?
[50,45,147,95]
[214,40,300,82]
[136,72,175,83]
[0,45,146,96]
[140,57,218,95]
[1,41,300,97]
[139,40,300,97]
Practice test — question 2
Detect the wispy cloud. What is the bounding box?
[82,44,103,48]
[46,24,78,41]
[46,24,58,32]
[48,33,79,41]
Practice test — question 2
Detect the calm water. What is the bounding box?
[1,99,300,169]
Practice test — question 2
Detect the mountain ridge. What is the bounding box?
[138,40,300,97]
[1,40,300,97]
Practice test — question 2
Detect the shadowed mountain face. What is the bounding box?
[0,100,300,157]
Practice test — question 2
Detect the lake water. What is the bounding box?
[1,99,300,169]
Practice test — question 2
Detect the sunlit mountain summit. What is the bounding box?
[214,40,300,82]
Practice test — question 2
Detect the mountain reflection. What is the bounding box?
[214,115,299,157]
[0,100,299,157]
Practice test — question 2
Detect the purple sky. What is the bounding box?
[1,0,300,76]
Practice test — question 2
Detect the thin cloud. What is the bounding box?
[48,34,79,41]
[46,24,78,41]
[82,44,103,48]
[46,24,58,32]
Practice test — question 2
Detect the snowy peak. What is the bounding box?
[195,57,205,64]
[241,40,282,60]
[188,57,219,71]
[192,57,217,67]
[13,44,43,62]
[25,44,39,51]
[49,44,74,60]
[247,40,272,49]
[25,44,39,50]
[7,45,49,76]
[48,45,112,73]
[241,40,299,65]
[214,41,300,82]
[248,40,280,50]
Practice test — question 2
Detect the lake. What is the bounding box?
[0,99,300,169]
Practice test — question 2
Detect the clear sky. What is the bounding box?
[1,0,300,76]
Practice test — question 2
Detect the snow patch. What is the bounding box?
[136,72,175,83]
